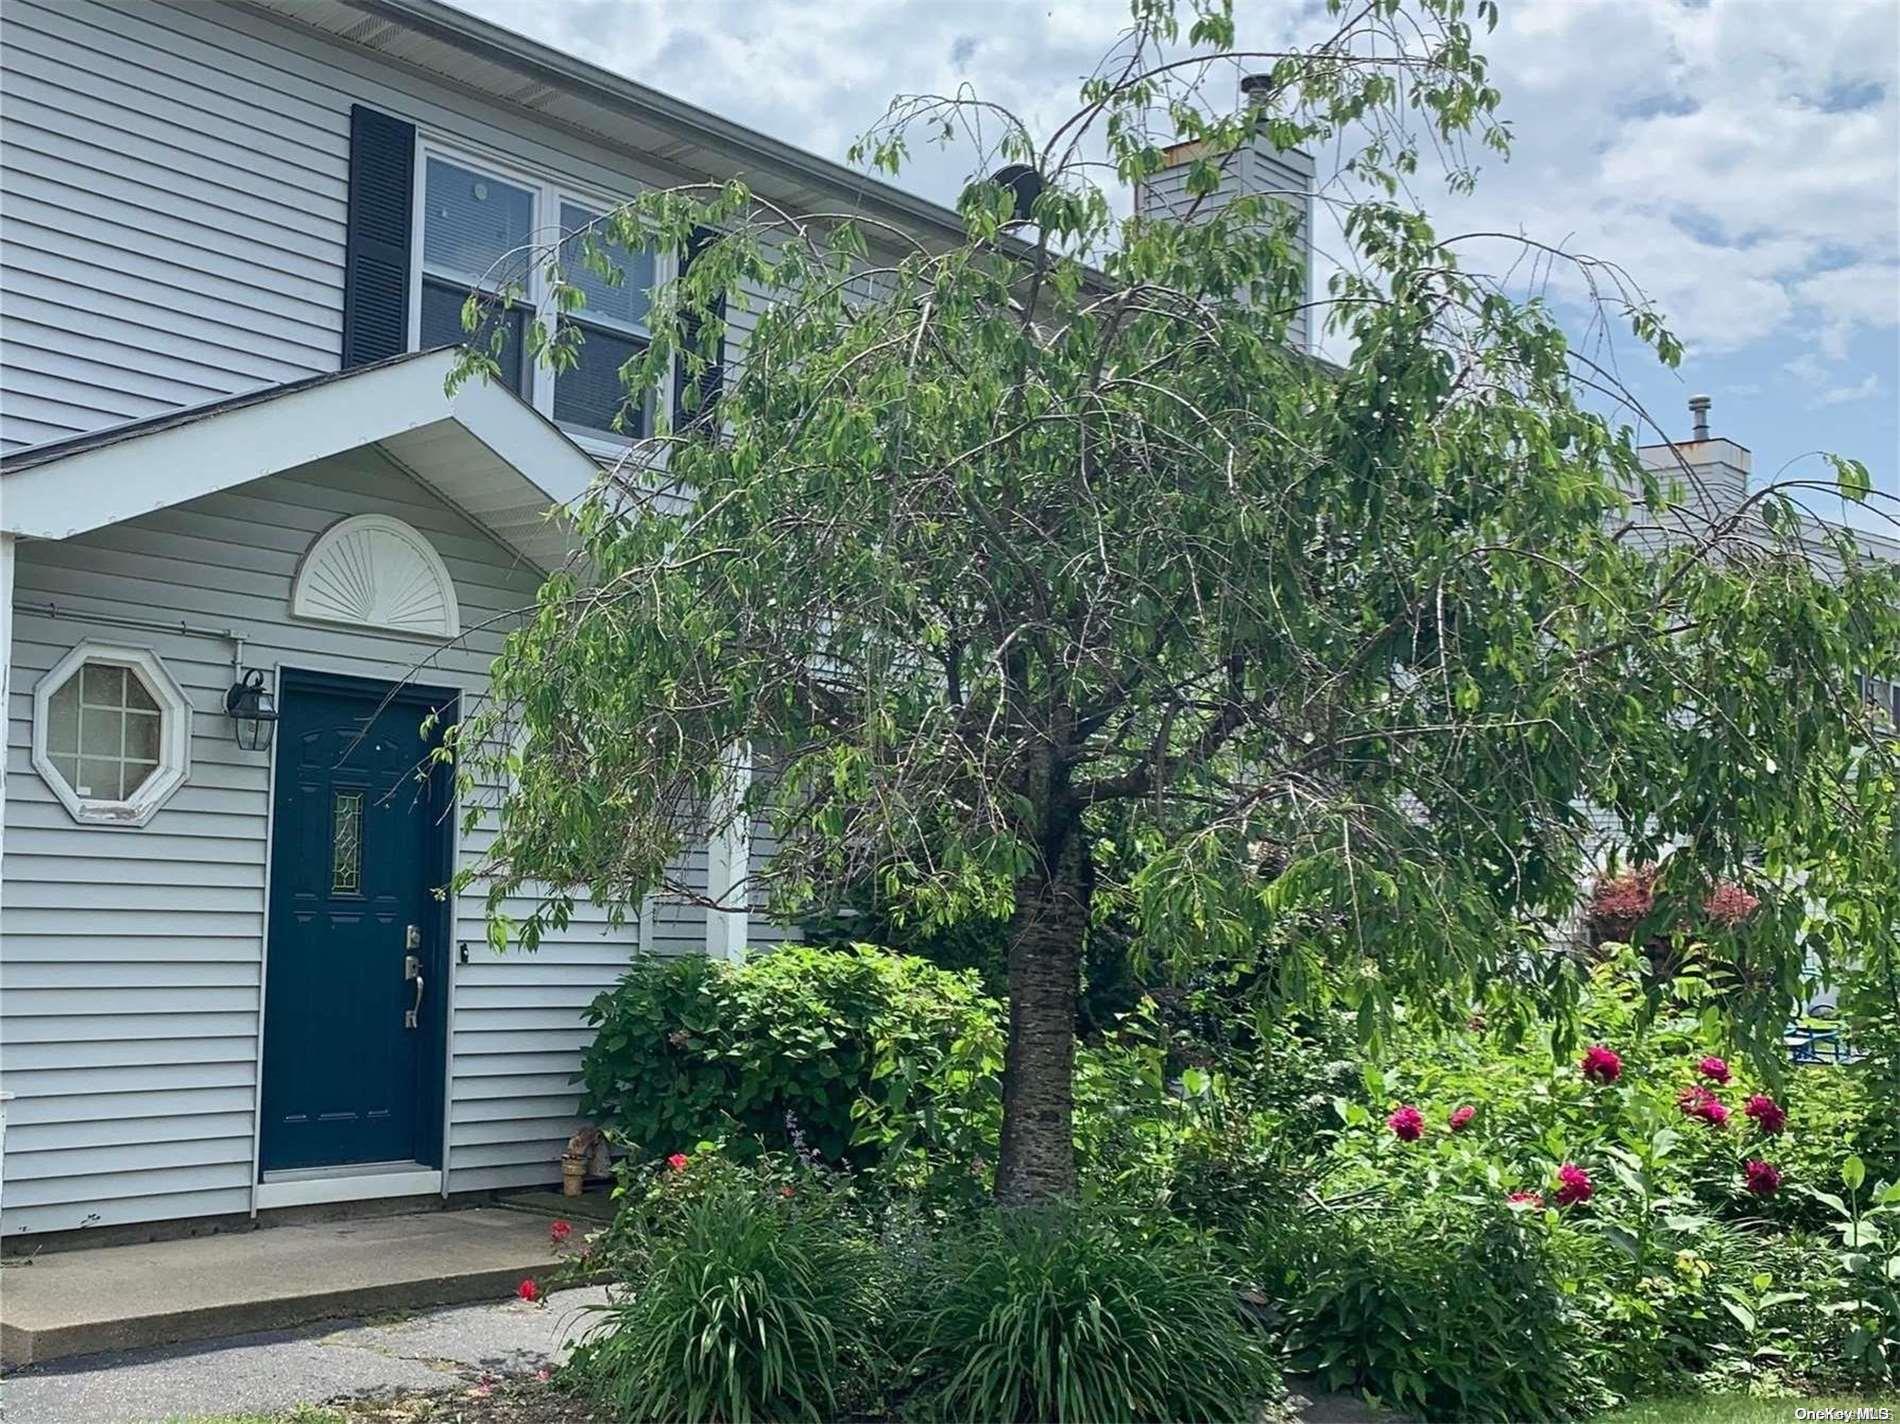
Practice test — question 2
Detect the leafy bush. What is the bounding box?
[1802,1155,1900,1386]
[1287,950,1880,1402]
[899,1204,1278,1423]
[578,944,1002,1168]
[1245,1197,1601,1422]
[571,1157,887,1421]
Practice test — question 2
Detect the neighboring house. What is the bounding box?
[0,0,1314,1240]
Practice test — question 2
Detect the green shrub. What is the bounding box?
[900,1204,1279,1423]
[578,944,1002,1168]
[1246,1197,1601,1422]
[571,1158,887,1421]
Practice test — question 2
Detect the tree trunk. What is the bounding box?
[994,824,1090,1206]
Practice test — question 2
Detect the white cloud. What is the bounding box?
[460,0,1896,389]
[1816,372,1881,406]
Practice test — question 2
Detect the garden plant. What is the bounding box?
[440,0,1900,1415]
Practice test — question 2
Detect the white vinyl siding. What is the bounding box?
[0,0,753,453]
[0,0,810,1233]
[0,452,689,1234]
[1136,141,1316,355]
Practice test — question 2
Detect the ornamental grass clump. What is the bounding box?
[572,1162,887,1422]
[900,1204,1278,1423]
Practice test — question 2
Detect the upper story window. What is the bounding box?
[412,147,658,445]
[419,156,534,395]
[554,203,654,439]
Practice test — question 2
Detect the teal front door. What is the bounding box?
[260,672,454,1173]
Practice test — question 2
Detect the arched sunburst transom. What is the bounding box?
[289,514,461,639]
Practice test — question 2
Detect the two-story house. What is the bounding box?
[0,0,1318,1242]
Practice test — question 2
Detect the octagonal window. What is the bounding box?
[33,643,193,827]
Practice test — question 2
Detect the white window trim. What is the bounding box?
[32,642,193,829]
[408,136,669,454]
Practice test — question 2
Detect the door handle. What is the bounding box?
[403,933,424,1030]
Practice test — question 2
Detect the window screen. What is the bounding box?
[553,320,646,436]
[422,157,534,286]
[558,202,654,330]
[419,278,528,395]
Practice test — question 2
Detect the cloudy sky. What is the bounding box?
[463,0,1897,502]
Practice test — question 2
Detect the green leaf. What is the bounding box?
[1829,453,1873,504]
[1845,1155,1868,1192]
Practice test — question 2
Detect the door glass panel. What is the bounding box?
[331,791,364,894]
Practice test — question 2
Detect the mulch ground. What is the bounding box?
[321,1378,606,1424]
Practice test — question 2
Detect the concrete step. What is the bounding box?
[494,1183,619,1224]
[0,1207,577,1367]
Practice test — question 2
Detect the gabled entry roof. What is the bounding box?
[0,350,600,570]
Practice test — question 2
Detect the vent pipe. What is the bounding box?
[1689,394,1711,442]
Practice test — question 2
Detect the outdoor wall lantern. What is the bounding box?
[224,669,279,752]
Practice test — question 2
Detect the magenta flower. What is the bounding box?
[1553,1163,1594,1208]
[1696,1056,1731,1085]
[1743,1094,1787,1135]
[1386,1105,1425,1142]
[1507,1190,1545,1208]
[1678,1085,1729,1128]
[1448,1105,1476,1132]
[1743,1159,1783,1196]
[1580,1044,1623,1084]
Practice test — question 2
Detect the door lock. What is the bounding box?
[403,928,424,1029]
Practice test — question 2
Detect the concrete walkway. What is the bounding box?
[0,1207,569,1366]
[0,1284,609,1423]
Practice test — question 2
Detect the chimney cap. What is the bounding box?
[1688,393,1712,441]
[1240,73,1274,104]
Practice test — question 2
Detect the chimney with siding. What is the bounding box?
[1134,75,1317,352]
[1637,394,1752,516]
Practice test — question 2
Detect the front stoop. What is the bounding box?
[0,1207,571,1367]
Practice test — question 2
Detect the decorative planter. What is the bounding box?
[561,1152,587,1197]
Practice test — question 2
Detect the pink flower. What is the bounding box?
[1704,881,1760,927]
[1696,1056,1732,1085]
[1744,1094,1787,1135]
[517,1277,540,1303]
[1678,1086,1729,1128]
[1507,1190,1545,1208]
[1743,1159,1782,1197]
[549,1219,572,1245]
[1553,1163,1594,1208]
[1580,1044,1623,1084]
[779,1184,795,1199]
[1386,1105,1425,1142]
[1448,1105,1476,1132]
[665,1152,690,1172]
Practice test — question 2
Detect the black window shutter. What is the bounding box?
[672,226,725,434]
[341,105,416,369]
